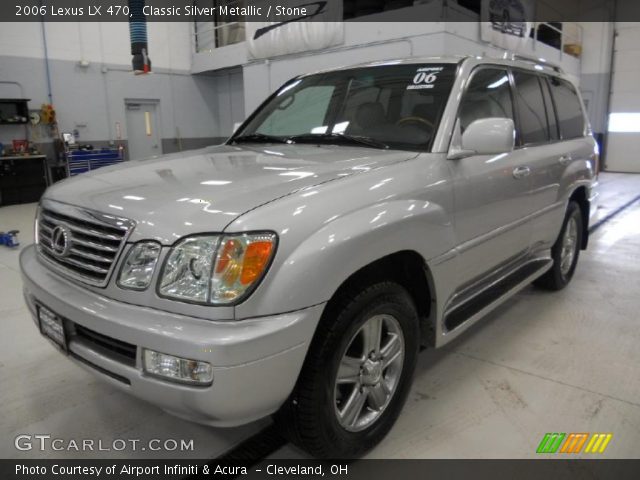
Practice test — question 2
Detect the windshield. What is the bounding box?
[234,63,458,151]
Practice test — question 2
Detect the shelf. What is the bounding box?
[0,98,31,126]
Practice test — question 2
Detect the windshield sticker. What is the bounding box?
[408,66,444,90]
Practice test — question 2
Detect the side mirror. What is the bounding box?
[448,117,515,160]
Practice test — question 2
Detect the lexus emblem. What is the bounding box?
[51,226,71,257]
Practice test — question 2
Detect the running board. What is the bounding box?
[443,259,552,333]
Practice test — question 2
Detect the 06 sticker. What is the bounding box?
[408,66,444,90]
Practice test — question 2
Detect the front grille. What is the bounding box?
[37,199,135,286]
[74,324,137,366]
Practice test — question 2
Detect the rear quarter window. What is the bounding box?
[549,77,585,140]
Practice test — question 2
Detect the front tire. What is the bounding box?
[535,201,583,290]
[275,282,419,458]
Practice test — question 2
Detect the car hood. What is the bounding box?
[44,144,418,243]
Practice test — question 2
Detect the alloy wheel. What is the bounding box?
[333,314,405,432]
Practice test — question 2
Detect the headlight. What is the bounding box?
[158,232,276,305]
[117,241,161,290]
[159,236,219,303]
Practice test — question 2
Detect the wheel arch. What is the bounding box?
[321,250,437,348]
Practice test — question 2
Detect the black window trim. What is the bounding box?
[540,75,561,141]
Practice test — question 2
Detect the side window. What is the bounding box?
[513,71,549,145]
[257,85,336,136]
[548,78,586,139]
[459,68,514,132]
[540,77,559,141]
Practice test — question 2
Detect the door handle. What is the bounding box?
[559,155,573,165]
[512,166,531,179]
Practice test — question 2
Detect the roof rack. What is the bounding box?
[503,52,565,74]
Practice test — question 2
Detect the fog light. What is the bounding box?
[143,349,213,385]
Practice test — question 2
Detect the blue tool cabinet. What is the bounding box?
[66,148,124,176]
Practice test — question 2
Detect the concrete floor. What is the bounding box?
[1,172,639,459]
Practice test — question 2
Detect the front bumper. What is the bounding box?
[20,245,324,427]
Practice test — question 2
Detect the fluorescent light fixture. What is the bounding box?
[123,195,145,201]
[608,113,640,133]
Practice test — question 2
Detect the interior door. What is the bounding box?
[125,101,162,160]
[449,67,535,287]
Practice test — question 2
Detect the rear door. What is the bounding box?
[511,70,565,252]
[449,66,536,287]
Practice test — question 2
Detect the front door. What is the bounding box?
[449,67,535,288]
[125,101,162,159]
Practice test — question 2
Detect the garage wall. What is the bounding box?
[199,23,580,119]
[0,21,229,159]
[605,21,640,172]
[579,22,614,139]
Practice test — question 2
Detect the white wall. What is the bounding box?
[193,17,581,118]
[0,21,191,71]
[0,21,227,153]
[578,22,614,135]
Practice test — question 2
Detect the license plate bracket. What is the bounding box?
[37,304,68,352]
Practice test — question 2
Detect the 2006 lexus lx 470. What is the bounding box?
[20,55,598,457]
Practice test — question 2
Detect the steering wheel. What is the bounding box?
[396,116,435,129]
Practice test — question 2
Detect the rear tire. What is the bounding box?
[534,201,583,291]
[275,281,419,458]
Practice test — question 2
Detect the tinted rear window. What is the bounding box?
[513,71,549,145]
[549,77,585,139]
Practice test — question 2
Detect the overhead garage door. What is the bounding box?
[606,22,640,172]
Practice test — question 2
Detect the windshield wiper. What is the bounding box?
[287,133,389,150]
[232,133,289,144]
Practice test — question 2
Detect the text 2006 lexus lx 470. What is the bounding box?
[20,56,598,457]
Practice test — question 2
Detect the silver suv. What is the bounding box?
[20,56,598,457]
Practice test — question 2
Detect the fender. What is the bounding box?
[231,155,457,320]
[558,137,598,247]
[530,137,597,253]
